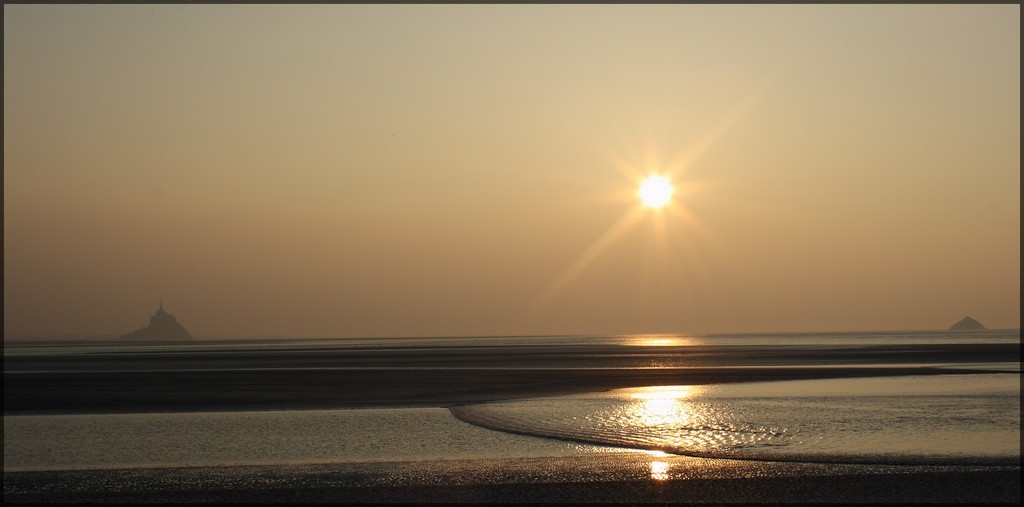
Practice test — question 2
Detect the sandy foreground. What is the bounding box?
[4,340,1020,502]
[5,454,1020,503]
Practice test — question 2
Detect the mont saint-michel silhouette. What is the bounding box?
[123,300,193,340]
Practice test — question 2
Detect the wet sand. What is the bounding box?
[4,340,1019,502]
[5,455,1020,503]
[4,341,1017,413]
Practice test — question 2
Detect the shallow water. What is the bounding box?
[2,407,623,472]
[7,374,1017,471]
[451,374,1020,466]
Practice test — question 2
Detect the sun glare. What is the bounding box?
[639,176,673,208]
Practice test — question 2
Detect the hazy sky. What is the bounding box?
[4,5,1019,338]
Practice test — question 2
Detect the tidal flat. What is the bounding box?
[4,332,1020,503]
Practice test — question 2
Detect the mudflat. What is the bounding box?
[4,339,1019,503]
[5,455,1020,503]
[4,341,1017,413]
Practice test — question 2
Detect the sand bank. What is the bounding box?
[7,340,1017,414]
[7,365,1016,414]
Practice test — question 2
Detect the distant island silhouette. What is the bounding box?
[123,300,193,340]
[949,316,986,331]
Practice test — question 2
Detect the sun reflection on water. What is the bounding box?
[624,335,701,347]
[450,375,1020,465]
[629,385,703,400]
[649,460,670,481]
[610,385,770,454]
[629,386,703,427]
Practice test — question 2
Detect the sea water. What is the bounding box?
[4,329,1019,357]
[451,373,1020,466]
[3,408,622,472]
[4,330,1020,471]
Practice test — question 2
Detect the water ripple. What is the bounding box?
[451,374,1020,466]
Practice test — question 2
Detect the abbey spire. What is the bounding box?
[123,300,193,340]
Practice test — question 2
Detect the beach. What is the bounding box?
[6,456,1020,503]
[4,333,1020,503]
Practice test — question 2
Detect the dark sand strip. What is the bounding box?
[4,366,1010,414]
[6,342,1018,372]
[4,455,1019,503]
[6,341,1016,414]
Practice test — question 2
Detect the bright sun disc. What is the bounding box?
[639,176,673,208]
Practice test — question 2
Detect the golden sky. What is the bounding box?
[4,5,1019,338]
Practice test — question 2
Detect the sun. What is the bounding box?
[639,176,673,208]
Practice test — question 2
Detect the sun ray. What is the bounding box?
[650,204,670,274]
[671,77,777,178]
[520,78,777,331]
[524,205,647,319]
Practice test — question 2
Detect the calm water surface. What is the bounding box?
[4,408,623,472]
[453,373,1020,466]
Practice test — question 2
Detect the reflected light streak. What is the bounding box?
[627,334,698,347]
[649,461,670,481]
[642,398,684,425]
[630,385,702,400]
[630,385,704,427]
[644,337,677,347]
